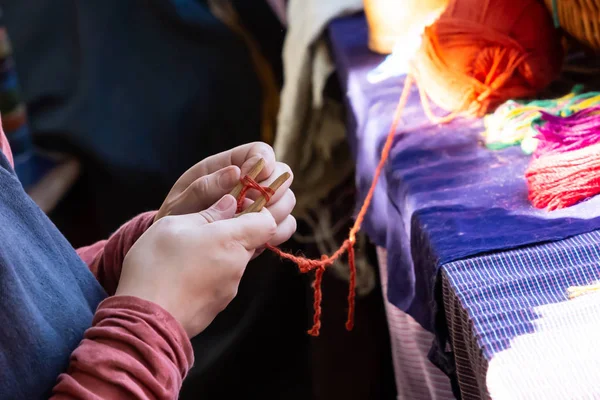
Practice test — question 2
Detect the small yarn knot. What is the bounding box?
[236,175,275,213]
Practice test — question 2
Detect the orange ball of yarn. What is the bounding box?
[412,0,564,120]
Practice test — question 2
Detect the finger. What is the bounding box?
[240,155,275,183]
[174,166,240,213]
[218,208,277,250]
[245,162,293,205]
[251,214,297,260]
[195,195,237,225]
[252,215,297,259]
[173,142,275,191]
[265,189,296,224]
[236,197,253,213]
[250,247,266,260]
[267,215,297,247]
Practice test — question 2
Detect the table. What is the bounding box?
[330,14,600,399]
[440,230,600,399]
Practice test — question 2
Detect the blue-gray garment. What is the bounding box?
[0,152,107,399]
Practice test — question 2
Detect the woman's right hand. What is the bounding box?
[115,194,280,338]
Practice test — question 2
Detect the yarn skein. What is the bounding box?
[255,0,564,335]
[526,142,600,210]
[483,87,600,153]
[534,105,600,158]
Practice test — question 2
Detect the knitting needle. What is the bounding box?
[236,172,291,216]
[229,158,265,198]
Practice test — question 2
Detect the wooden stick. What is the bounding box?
[237,172,290,216]
[229,158,265,198]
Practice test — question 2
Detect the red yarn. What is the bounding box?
[307,262,327,336]
[236,79,411,336]
[236,175,275,213]
[345,243,356,331]
[525,143,600,210]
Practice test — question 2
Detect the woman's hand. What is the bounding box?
[117,195,278,338]
[155,142,296,248]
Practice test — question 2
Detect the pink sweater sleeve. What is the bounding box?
[61,214,196,398]
[76,211,156,295]
[51,296,194,399]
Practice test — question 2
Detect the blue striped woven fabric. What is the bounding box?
[440,230,600,398]
[445,229,600,358]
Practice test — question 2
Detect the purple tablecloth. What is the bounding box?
[329,15,600,331]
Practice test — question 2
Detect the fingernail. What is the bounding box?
[218,167,239,189]
[215,195,236,211]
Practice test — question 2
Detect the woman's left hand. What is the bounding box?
[155,142,296,250]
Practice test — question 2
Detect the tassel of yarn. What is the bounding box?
[534,105,600,158]
[483,86,600,153]
[525,142,600,210]
[525,100,600,210]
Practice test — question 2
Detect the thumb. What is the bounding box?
[174,166,241,215]
[196,194,237,225]
[218,208,277,251]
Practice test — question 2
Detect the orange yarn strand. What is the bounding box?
[245,75,413,335]
[307,265,326,336]
[345,243,357,331]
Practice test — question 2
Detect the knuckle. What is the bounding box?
[153,216,182,243]
[198,209,216,224]
[288,190,296,208]
[232,265,246,281]
[191,176,211,201]
[254,141,274,156]
[278,162,293,179]
[223,238,242,253]
[155,215,176,231]
[279,161,292,174]
[225,285,239,303]
[213,284,239,311]
[266,217,278,236]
